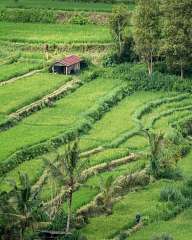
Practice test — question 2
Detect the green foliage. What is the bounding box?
[99,175,114,213]
[46,140,86,232]
[151,233,174,240]
[142,129,185,179]
[48,210,68,231]
[160,186,184,204]
[69,14,90,25]
[0,173,45,239]
[102,37,138,66]
[0,8,57,23]
[160,177,192,209]
[133,0,160,75]
[110,4,130,58]
[126,65,192,92]
[161,0,192,78]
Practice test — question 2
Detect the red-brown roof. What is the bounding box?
[56,55,81,66]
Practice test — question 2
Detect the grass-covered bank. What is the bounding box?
[129,209,192,240]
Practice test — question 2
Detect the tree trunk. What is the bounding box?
[66,184,73,233]
[147,61,152,76]
[147,53,153,76]
[181,63,184,79]
[118,20,122,58]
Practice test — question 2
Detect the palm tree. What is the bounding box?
[139,129,164,177]
[140,128,181,179]
[46,139,87,233]
[99,175,114,215]
[0,173,45,240]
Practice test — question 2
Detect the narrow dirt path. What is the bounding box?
[9,78,81,119]
[0,68,44,87]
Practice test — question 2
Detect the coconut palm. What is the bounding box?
[46,139,87,233]
[0,173,45,240]
[99,175,114,214]
[142,129,164,177]
[140,128,182,179]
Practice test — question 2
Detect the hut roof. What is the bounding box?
[56,55,81,67]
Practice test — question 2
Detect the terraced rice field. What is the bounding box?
[130,208,192,240]
[0,60,43,82]
[0,73,124,162]
[0,72,70,117]
[0,62,192,239]
[0,0,113,12]
[0,0,135,12]
[0,22,111,44]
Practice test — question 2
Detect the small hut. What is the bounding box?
[52,55,81,75]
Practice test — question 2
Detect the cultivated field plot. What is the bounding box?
[0,74,123,162]
[0,0,135,12]
[0,72,70,122]
[0,60,43,82]
[130,208,192,240]
[0,22,111,44]
[0,0,113,12]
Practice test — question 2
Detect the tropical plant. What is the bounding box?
[0,173,45,240]
[46,140,87,233]
[141,129,164,177]
[152,233,174,240]
[99,175,114,214]
[141,129,182,179]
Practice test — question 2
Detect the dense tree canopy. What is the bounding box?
[133,0,160,76]
[110,4,130,58]
[161,0,192,78]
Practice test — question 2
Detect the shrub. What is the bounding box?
[180,177,192,200]
[160,186,183,204]
[48,210,68,231]
[102,52,119,67]
[122,64,192,92]
[103,37,138,67]
[152,233,174,240]
[0,8,57,23]
[80,57,92,69]
[113,170,150,196]
[69,14,90,25]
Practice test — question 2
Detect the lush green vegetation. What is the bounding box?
[0,0,191,239]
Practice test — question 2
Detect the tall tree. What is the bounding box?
[110,4,130,59]
[133,0,160,75]
[47,140,86,233]
[161,0,192,79]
